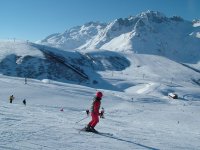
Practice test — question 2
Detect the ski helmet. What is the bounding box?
[96,91,103,98]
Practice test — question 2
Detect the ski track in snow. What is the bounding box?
[136,83,155,94]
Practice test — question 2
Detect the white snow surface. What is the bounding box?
[193,21,200,27]
[0,50,200,149]
[0,41,44,61]
[196,32,200,38]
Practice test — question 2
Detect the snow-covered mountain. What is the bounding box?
[0,41,130,89]
[40,22,107,50]
[39,10,200,64]
[0,39,199,90]
[0,41,87,83]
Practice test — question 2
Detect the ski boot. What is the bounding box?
[85,125,91,132]
[90,126,98,133]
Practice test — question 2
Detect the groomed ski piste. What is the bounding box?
[0,49,200,150]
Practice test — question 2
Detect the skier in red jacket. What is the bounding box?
[85,91,103,132]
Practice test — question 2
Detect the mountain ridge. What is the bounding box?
[38,10,200,64]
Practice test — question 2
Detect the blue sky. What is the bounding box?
[0,0,199,41]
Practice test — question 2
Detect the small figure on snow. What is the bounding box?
[25,77,27,84]
[85,91,104,133]
[23,99,26,106]
[9,95,15,103]
[86,109,90,116]
[100,107,105,118]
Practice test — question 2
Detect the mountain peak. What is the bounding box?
[139,10,166,17]
[136,10,168,23]
[83,21,107,27]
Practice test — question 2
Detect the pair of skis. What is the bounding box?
[78,127,113,136]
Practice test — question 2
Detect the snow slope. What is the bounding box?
[0,41,90,83]
[0,41,130,89]
[0,49,200,149]
[0,71,200,150]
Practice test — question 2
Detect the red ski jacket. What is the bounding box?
[91,97,101,115]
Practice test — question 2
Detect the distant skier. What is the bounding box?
[100,107,105,118]
[25,78,27,84]
[23,99,26,106]
[85,91,104,133]
[9,95,15,103]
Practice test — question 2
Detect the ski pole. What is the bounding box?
[76,116,88,124]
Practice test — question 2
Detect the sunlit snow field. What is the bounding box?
[0,68,199,150]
